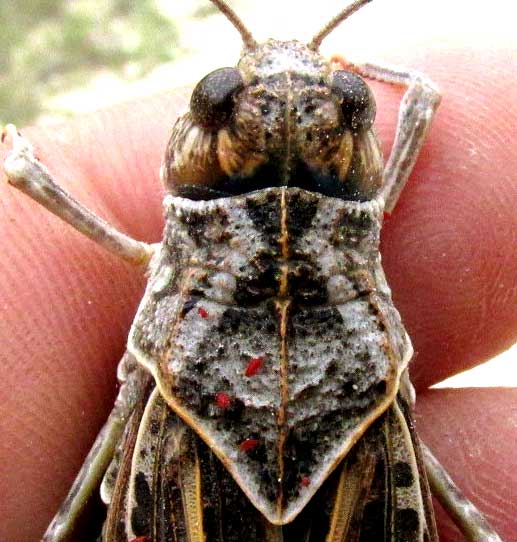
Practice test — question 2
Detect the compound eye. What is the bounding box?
[190,67,244,130]
[332,70,376,130]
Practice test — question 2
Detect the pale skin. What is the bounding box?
[0,50,516,542]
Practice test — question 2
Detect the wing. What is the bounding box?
[103,387,277,542]
[101,387,437,542]
[322,395,438,542]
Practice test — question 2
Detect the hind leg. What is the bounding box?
[422,443,502,542]
[400,372,502,542]
[42,352,151,542]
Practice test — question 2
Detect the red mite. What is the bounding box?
[215,392,232,409]
[301,476,311,487]
[239,438,260,452]
[197,306,209,318]
[245,355,266,377]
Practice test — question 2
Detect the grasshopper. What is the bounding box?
[2,0,504,540]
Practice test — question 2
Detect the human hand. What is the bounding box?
[0,51,515,541]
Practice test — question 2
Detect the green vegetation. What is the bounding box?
[0,1,179,124]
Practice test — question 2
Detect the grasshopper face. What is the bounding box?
[162,39,382,203]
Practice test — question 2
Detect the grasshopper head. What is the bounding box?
[161,0,381,203]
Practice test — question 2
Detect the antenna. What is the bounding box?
[209,0,257,49]
[309,0,373,50]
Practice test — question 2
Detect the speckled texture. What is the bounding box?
[129,187,411,524]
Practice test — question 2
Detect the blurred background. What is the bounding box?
[2,0,516,125]
[1,0,516,386]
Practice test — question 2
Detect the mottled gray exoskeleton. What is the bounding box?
[2,1,503,541]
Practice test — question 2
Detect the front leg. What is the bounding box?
[334,58,441,212]
[2,125,154,266]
